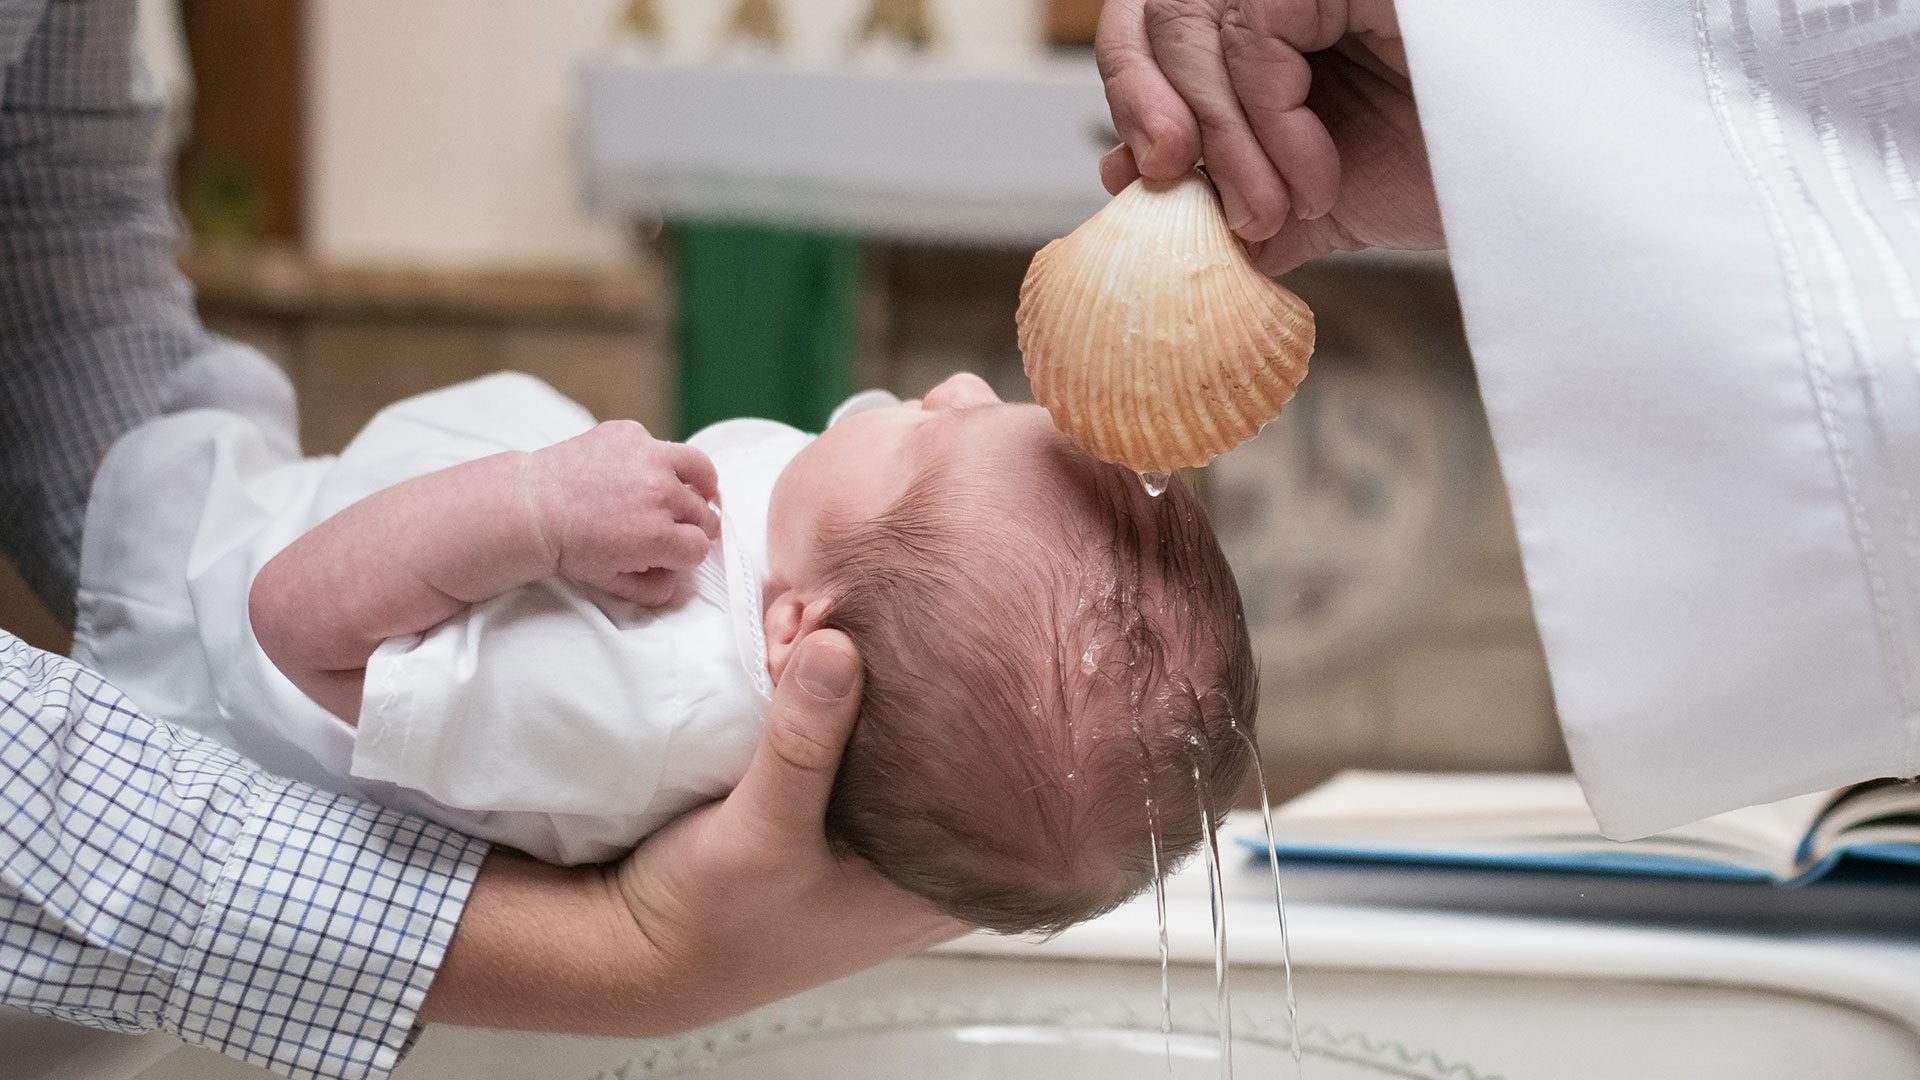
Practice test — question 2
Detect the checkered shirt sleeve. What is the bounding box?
[3,5,500,1076]
[0,632,490,1079]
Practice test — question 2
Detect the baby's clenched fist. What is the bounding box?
[527,420,722,607]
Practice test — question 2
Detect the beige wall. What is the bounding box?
[306,0,632,269]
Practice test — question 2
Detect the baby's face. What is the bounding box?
[765,373,1059,591]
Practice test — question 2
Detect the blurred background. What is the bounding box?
[0,0,1567,801]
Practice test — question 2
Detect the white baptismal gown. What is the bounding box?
[76,372,895,864]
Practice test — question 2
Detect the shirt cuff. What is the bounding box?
[167,771,488,1080]
[352,634,438,793]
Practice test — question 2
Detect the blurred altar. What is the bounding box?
[0,0,1567,804]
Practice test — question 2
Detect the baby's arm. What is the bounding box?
[251,420,721,722]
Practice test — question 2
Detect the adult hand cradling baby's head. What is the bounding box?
[606,630,966,1032]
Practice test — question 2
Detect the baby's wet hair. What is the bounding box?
[817,432,1256,935]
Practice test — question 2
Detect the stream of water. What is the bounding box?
[1238,726,1304,1080]
[1193,762,1232,1080]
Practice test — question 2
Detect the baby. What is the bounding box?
[75,371,1255,935]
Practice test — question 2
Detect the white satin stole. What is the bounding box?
[1398,0,1920,836]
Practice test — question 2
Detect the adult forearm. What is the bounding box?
[420,852,686,1036]
[421,818,951,1041]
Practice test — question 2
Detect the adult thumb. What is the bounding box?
[728,630,864,842]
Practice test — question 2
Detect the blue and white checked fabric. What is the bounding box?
[3,4,493,1076]
[0,632,488,1079]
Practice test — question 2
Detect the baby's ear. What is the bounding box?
[764,590,837,685]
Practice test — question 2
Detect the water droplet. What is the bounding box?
[1139,470,1173,497]
[1080,641,1101,675]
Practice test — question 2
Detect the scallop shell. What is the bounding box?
[1017,170,1314,472]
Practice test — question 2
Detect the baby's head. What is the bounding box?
[764,374,1256,934]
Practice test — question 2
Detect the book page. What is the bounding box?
[1272,771,1831,879]
[1276,772,1597,835]
[1807,779,1920,865]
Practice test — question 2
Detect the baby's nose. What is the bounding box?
[924,372,999,411]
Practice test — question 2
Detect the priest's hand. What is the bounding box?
[1095,0,1443,274]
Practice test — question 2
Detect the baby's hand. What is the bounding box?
[528,420,722,607]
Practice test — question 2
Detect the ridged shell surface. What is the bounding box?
[1017,171,1314,472]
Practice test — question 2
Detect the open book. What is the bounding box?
[1239,771,1920,885]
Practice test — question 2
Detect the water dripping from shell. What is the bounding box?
[1236,723,1304,1080]
[1194,761,1232,1080]
[1146,792,1171,1075]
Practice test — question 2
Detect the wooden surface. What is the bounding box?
[0,560,69,657]
[177,0,306,243]
[182,244,667,326]
[1049,0,1103,44]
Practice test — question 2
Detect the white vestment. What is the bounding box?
[1398,0,1920,837]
